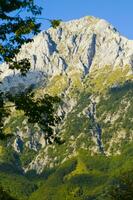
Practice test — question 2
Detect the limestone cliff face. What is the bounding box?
[1,16,133,91]
[1,16,133,174]
[17,16,133,72]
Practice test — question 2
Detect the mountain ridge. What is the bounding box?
[1,16,133,92]
[0,16,133,175]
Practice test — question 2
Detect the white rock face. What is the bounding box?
[1,16,133,91]
[1,16,133,173]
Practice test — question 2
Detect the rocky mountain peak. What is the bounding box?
[1,16,133,174]
[1,16,133,92]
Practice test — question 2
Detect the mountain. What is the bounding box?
[1,16,133,92]
[0,16,133,200]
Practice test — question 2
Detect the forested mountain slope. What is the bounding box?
[0,16,133,200]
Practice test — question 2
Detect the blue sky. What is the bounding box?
[35,0,133,39]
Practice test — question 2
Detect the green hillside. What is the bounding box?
[0,66,133,200]
[29,144,133,200]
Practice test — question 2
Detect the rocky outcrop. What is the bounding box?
[1,16,133,91]
[83,100,104,154]
[1,16,133,174]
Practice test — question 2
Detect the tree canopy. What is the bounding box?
[0,0,62,142]
[0,185,17,200]
[0,0,42,74]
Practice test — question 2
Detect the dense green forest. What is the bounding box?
[0,144,132,200]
